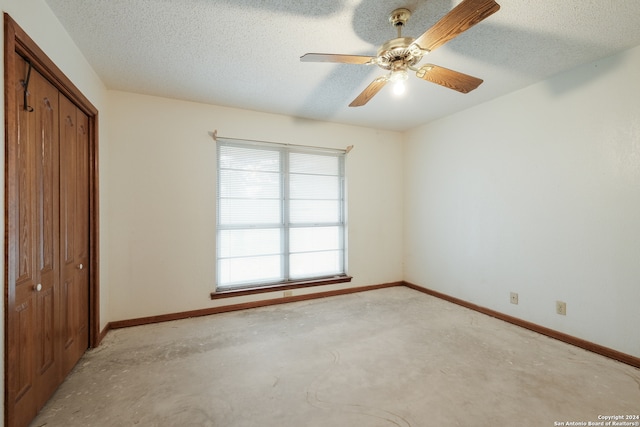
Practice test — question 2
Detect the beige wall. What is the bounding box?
[404,45,640,358]
[106,91,405,321]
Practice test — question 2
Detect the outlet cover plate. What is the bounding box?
[510,292,518,305]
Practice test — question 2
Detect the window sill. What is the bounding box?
[210,276,353,300]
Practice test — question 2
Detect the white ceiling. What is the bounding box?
[44,0,640,132]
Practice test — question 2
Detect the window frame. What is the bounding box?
[214,138,350,295]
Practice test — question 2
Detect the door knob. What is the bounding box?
[35,283,42,292]
[78,263,84,270]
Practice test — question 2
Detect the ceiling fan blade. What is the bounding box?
[300,53,375,65]
[349,77,388,107]
[416,64,483,93]
[413,0,500,53]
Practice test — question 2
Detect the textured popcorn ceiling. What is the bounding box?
[45,0,640,131]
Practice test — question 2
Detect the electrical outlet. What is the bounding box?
[283,290,293,298]
[510,292,518,305]
[556,301,566,315]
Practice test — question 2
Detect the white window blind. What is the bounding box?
[216,139,346,289]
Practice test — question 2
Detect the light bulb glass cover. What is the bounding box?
[390,70,408,96]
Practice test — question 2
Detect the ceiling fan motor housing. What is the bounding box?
[376,37,424,71]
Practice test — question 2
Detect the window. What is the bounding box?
[216,139,347,291]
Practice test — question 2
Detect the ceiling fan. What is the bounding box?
[300,0,500,107]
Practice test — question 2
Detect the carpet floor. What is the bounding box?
[31,287,640,426]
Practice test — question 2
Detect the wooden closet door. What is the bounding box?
[59,95,90,377]
[6,16,98,426]
[7,53,61,427]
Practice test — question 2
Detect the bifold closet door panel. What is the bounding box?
[59,94,90,377]
[32,56,62,411]
[7,52,61,425]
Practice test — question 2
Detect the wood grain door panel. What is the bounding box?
[33,61,61,410]
[73,106,90,362]
[10,55,37,419]
[59,95,90,377]
[9,53,40,426]
[8,53,61,426]
[59,96,77,361]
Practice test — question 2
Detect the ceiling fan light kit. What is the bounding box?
[300,0,501,107]
[390,69,409,95]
